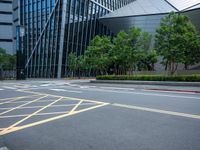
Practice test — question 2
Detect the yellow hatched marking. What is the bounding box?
[0,103,108,135]
[0,95,48,116]
[1,97,63,134]
[0,111,69,119]
[0,102,95,111]
[0,95,39,105]
[0,90,109,135]
[0,95,39,101]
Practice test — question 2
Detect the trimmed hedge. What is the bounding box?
[96,75,200,82]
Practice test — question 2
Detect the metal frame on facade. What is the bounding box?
[19,0,135,78]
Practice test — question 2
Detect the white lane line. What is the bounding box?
[0,89,3,91]
[40,84,51,87]
[142,89,196,95]
[0,147,9,150]
[2,86,17,90]
[100,86,135,91]
[113,103,200,120]
[50,89,82,93]
[66,87,200,99]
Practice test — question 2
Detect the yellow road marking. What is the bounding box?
[68,100,83,114]
[0,98,82,104]
[0,95,38,101]
[0,95,48,116]
[0,103,109,135]
[17,90,107,104]
[113,103,200,120]
[1,97,63,134]
[0,99,56,104]
[0,89,109,135]
[0,102,95,110]
[0,95,39,105]
[0,111,70,118]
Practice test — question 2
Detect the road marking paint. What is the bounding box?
[61,86,200,99]
[0,102,95,110]
[0,95,48,116]
[2,86,17,90]
[0,94,38,101]
[0,102,108,135]
[50,89,82,93]
[0,146,9,150]
[0,111,69,118]
[113,103,200,120]
[85,88,200,99]
[100,86,135,91]
[0,99,57,104]
[0,95,40,105]
[1,97,63,134]
[0,89,3,91]
[40,84,51,87]
[17,90,107,104]
[68,100,83,114]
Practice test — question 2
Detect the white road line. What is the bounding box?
[40,84,52,87]
[2,86,17,90]
[100,86,135,91]
[113,103,200,120]
[67,87,200,99]
[50,89,82,93]
[0,89,3,91]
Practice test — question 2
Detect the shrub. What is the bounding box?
[96,75,200,82]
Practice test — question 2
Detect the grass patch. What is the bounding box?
[96,74,200,82]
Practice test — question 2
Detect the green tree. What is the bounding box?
[0,48,16,70]
[85,35,113,75]
[67,52,78,77]
[111,31,131,74]
[128,28,156,71]
[155,12,200,74]
[136,50,158,71]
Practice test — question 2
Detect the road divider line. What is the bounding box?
[50,89,82,93]
[100,87,135,91]
[2,86,17,90]
[113,103,200,120]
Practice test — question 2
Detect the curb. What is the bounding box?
[91,80,200,87]
[144,88,200,94]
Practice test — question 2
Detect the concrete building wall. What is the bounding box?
[0,0,13,54]
[12,0,20,55]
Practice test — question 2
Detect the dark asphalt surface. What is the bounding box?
[0,80,200,150]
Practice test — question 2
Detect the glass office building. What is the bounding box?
[14,0,200,78]
[14,0,135,78]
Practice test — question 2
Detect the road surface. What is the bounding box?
[0,79,200,150]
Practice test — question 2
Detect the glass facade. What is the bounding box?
[18,0,135,78]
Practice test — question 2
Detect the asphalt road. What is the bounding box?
[0,79,200,150]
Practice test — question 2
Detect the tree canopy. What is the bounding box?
[155,12,200,74]
[0,48,16,71]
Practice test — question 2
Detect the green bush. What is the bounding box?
[96,75,200,82]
